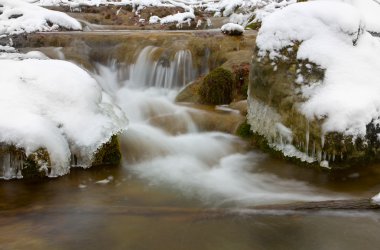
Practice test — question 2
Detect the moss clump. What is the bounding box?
[236,120,253,138]
[199,67,233,105]
[92,135,122,166]
[246,21,261,31]
[21,148,50,179]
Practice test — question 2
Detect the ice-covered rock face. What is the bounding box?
[0,0,81,35]
[249,1,380,167]
[0,55,128,178]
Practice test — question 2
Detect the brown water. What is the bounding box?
[1,157,380,250]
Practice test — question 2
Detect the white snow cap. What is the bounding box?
[257,1,380,138]
[0,0,81,35]
[0,57,128,177]
[221,23,244,35]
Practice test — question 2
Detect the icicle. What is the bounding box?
[317,150,322,162]
[321,133,325,149]
[305,120,309,155]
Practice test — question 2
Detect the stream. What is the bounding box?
[1,31,380,249]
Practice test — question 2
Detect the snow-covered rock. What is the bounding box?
[0,0,81,36]
[248,0,380,167]
[149,12,195,26]
[221,23,244,36]
[257,1,380,138]
[0,53,128,177]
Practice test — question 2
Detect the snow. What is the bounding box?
[149,11,195,26]
[257,1,380,138]
[343,0,380,33]
[221,23,244,35]
[0,0,81,35]
[0,55,128,177]
[34,0,298,28]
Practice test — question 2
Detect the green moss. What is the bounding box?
[92,135,122,166]
[199,67,233,105]
[236,120,253,138]
[21,148,50,179]
[246,21,261,31]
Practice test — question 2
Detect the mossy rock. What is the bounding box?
[236,120,253,138]
[92,135,122,166]
[199,67,233,105]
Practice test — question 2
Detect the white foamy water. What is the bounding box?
[92,48,345,206]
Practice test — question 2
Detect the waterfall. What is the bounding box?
[127,46,196,89]
[90,57,340,206]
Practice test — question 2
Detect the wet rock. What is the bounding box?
[0,135,122,180]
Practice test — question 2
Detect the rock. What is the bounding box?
[188,108,245,134]
[247,41,380,169]
[199,67,234,105]
[230,100,248,116]
[0,134,122,180]
[221,23,244,36]
[175,78,202,103]
[92,135,122,167]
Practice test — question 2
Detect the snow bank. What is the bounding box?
[0,0,81,35]
[0,55,128,177]
[257,1,380,138]
[221,23,244,35]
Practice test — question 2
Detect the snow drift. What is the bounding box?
[0,0,81,35]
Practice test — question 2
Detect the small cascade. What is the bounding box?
[127,46,197,89]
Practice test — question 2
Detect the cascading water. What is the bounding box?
[91,46,343,206]
[127,46,196,89]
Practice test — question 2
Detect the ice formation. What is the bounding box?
[0,0,81,35]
